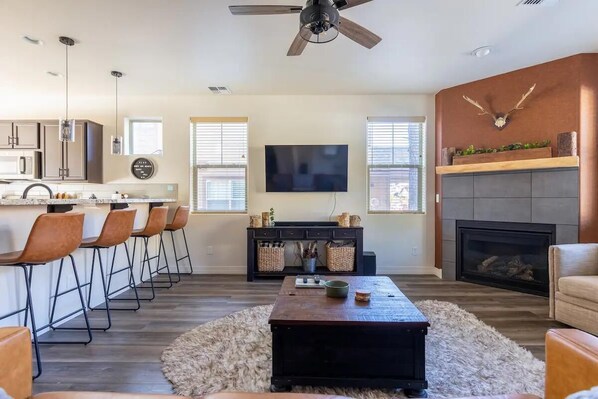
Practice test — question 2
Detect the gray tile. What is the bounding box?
[442,198,473,220]
[442,219,456,241]
[442,261,456,281]
[442,175,473,198]
[532,198,579,225]
[473,172,531,198]
[532,169,579,198]
[474,198,532,222]
[442,240,456,263]
[556,225,579,244]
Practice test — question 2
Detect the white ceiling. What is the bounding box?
[1,0,597,96]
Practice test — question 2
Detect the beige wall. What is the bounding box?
[0,94,436,274]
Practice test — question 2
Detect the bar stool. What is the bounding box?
[75,208,139,331]
[131,206,172,301]
[0,212,86,379]
[163,206,193,282]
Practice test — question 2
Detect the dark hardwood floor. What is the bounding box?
[32,274,564,394]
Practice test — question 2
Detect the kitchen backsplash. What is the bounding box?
[0,182,178,200]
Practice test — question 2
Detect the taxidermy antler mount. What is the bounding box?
[463,84,536,130]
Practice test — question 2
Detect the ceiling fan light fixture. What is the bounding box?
[299,1,340,44]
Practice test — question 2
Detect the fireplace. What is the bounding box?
[456,220,555,296]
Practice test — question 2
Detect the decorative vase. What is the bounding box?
[350,215,361,227]
[302,258,317,273]
[249,215,262,228]
[262,212,271,227]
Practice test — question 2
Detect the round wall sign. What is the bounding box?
[131,158,155,180]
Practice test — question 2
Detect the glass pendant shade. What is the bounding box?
[59,119,76,142]
[111,135,123,155]
[299,2,340,44]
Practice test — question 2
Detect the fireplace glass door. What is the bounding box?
[456,221,555,296]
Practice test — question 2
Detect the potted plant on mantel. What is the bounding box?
[452,140,551,165]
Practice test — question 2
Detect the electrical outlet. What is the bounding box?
[411,247,418,256]
[207,246,213,255]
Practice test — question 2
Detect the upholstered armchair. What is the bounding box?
[548,244,598,335]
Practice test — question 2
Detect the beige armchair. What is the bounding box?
[548,244,598,335]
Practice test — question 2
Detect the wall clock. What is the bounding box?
[131,157,155,180]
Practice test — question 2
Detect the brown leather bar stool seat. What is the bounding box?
[163,206,193,282]
[73,209,139,331]
[130,206,172,301]
[0,213,87,379]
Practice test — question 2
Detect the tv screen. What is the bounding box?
[265,145,348,192]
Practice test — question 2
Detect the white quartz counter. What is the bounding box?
[0,198,177,206]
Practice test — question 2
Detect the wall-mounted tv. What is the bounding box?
[265,145,348,192]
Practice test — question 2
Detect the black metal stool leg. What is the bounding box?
[168,231,182,282]
[135,237,157,301]
[182,228,194,274]
[41,256,93,344]
[22,266,42,379]
[84,248,112,331]
[97,242,141,310]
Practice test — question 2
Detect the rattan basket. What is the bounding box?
[257,246,285,272]
[326,243,355,272]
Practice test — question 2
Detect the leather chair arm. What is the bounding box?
[0,327,33,399]
[545,329,598,399]
[34,393,189,399]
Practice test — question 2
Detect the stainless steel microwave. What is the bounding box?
[0,150,41,180]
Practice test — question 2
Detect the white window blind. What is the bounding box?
[367,117,426,213]
[191,117,248,213]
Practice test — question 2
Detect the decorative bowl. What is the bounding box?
[324,280,349,298]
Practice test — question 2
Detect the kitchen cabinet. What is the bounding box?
[40,120,103,183]
[0,121,40,149]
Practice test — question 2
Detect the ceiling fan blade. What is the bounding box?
[229,5,303,15]
[336,0,373,10]
[338,16,381,49]
[287,31,308,56]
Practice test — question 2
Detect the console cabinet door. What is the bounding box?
[64,123,86,180]
[0,122,13,149]
[13,122,40,149]
[41,122,64,180]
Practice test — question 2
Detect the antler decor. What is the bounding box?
[463,84,536,130]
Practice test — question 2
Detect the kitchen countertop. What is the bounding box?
[0,198,177,206]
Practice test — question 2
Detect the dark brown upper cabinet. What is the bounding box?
[40,120,103,183]
[0,121,40,149]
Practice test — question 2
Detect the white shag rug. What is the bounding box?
[161,300,545,399]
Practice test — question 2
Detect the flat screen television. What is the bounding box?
[265,145,348,192]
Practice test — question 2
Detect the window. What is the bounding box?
[367,117,426,213]
[191,117,248,213]
[125,118,163,155]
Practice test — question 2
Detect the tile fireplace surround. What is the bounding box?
[441,167,579,281]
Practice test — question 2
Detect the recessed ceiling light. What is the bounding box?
[23,35,44,46]
[46,71,64,78]
[472,46,492,58]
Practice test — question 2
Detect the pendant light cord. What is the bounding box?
[115,74,118,136]
[65,43,69,120]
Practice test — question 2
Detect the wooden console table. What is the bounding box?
[246,222,364,281]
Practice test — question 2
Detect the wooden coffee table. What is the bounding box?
[269,276,430,397]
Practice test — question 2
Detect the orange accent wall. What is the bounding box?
[435,54,598,269]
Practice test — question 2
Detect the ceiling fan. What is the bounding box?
[229,0,381,56]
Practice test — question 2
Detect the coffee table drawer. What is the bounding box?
[333,229,356,239]
[279,229,304,239]
[253,229,279,239]
[306,229,332,239]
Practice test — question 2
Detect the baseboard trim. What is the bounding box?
[376,266,439,275]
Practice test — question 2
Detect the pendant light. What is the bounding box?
[58,36,76,142]
[110,71,123,155]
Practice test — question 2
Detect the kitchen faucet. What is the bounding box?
[21,183,54,199]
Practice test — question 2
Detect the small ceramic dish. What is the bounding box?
[324,280,349,298]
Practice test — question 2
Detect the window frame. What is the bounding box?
[190,117,249,214]
[366,116,426,215]
[125,117,164,156]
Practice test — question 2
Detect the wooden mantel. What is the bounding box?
[435,156,579,175]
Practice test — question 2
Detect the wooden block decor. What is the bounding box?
[557,132,577,157]
[452,147,552,165]
[441,147,456,166]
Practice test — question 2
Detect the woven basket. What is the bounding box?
[326,243,355,272]
[257,246,285,272]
